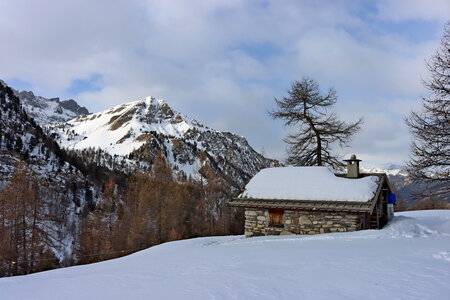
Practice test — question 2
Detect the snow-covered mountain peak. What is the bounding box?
[76,96,200,131]
[62,96,206,156]
[129,96,183,124]
[51,96,209,154]
[12,87,89,125]
[48,95,279,183]
[142,95,167,107]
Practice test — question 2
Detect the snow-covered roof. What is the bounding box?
[239,167,379,202]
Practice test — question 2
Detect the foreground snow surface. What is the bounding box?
[1,210,450,300]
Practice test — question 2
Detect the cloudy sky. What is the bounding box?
[0,0,449,166]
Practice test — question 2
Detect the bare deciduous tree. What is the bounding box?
[0,163,58,276]
[270,77,363,168]
[406,22,450,198]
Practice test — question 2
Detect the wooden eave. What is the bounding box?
[229,198,374,213]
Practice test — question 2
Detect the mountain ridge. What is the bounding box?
[48,95,280,187]
[15,88,89,125]
[5,79,446,204]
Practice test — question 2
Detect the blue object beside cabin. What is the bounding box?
[387,193,397,204]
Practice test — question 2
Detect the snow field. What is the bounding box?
[1,210,449,300]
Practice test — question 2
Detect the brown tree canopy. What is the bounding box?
[0,163,59,276]
[270,77,363,168]
[406,22,450,197]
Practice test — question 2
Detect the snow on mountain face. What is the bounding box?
[49,96,279,186]
[16,90,89,125]
[55,96,200,156]
[361,164,408,177]
[0,81,67,179]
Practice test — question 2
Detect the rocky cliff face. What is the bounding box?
[15,89,89,125]
[1,81,74,180]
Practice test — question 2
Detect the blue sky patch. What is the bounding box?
[237,41,282,60]
[377,19,440,44]
[6,78,33,91]
[66,73,103,95]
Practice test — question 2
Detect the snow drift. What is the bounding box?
[1,210,450,300]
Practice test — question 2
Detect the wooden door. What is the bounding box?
[269,209,284,227]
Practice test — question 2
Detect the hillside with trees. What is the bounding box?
[0,80,265,277]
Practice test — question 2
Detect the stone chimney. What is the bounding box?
[344,154,361,178]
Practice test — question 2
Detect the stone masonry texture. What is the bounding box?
[244,208,362,237]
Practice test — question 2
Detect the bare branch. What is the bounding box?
[405,22,450,199]
[270,77,363,167]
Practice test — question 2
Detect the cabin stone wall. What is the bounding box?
[244,209,270,237]
[244,208,363,237]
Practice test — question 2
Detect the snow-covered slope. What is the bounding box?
[15,89,89,125]
[49,96,279,186]
[2,209,449,300]
[53,97,202,156]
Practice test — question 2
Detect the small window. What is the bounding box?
[269,209,284,228]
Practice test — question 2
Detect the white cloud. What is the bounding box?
[375,0,450,22]
[0,0,447,165]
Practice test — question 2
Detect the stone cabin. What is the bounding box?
[229,155,396,237]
